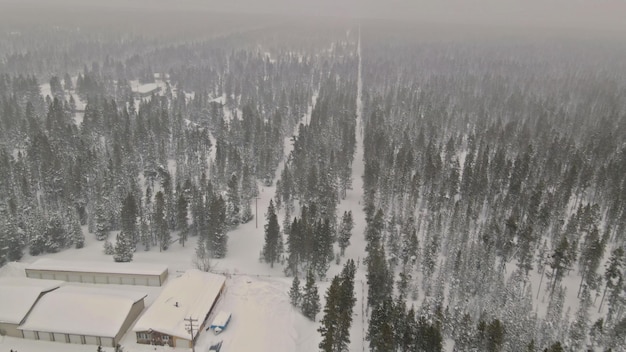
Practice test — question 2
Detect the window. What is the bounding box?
[137,332,149,340]
[162,335,170,341]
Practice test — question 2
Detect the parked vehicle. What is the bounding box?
[209,311,231,334]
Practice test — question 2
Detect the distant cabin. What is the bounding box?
[133,269,226,348]
[25,258,169,286]
[132,83,161,98]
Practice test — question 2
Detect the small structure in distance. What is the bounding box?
[132,83,161,98]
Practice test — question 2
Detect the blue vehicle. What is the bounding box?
[209,311,231,334]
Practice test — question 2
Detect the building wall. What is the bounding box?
[18,298,145,347]
[0,322,22,338]
[25,269,165,286]
[136,330,174,347]
[173,336,192,348]
[114,299,145,345]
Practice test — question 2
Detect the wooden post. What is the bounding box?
[184,317,198,352]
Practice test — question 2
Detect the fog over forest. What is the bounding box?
[1,0,626,351]
[2,0,626,31]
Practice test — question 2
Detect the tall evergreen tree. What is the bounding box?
[113,230,134,262]
[335,259,356,351]
[289,275,302,307]
[301,269,320,321]
[599,247,624,312]
[367,298,395,352]
[154,191,170,251]
[319,276,341,352]
[120,192,138,245]
[176,193,188,246]
[337,210,354,256]
[262,199,282,267]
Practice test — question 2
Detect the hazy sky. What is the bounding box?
[2,0,626,31]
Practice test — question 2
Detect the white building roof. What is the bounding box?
[0,278,63,324]
[18,286,146,338]
[133,83,159,95]
[26,258,168,276]
[133,269,226,339]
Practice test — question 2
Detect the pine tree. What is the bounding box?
[176,193,188,246]
[262,200,282,267]
[319,276,341,352]
[104,239,114,255]
[367,298,395,352]
[120,193,138,245]
[94,201,109,241]
[114,230,134,262]
[337,210,353,256]
[549,236,572,294]
[44,214,68,253]
[70,212,85,249]
[289,275,302,307]
[544,342,564,352]
[599,247,623,312]
[367,243,393,308]
[313,218,333,279]
[154,191,170,251]
[301,269,320,321]
[486,319,505,352]
[64,72,73,91]
[206,193,227,258]
[226,173,240,226]
[335,259,356,351]
[193,237,213,272]
[569,287,591,350]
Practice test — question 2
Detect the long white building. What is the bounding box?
[25,258,168,286]
[18,285,147,347]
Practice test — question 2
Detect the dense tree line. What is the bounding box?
[360,24,626,350]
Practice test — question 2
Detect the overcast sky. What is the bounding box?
[2,0,626,31]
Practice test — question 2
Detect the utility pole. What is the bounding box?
[184,316,198,352]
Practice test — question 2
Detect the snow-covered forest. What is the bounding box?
[1,2,626,351]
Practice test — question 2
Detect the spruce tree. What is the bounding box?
[114,231,134,262]
[301,269,320,321]
[262,199,282,267]
[70,212,85,249]
[335,259,356,351]
[207,194,227,258]
[600,247,624,312]
[176,193,188,246]
[103,239,114,255]
[337,210,353,256]
[94,201,109,241]
[154,191,170,251]
[367,298,395,352]
[120,193,138,245]
[318,276,341,352]
[289,275,302,307]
